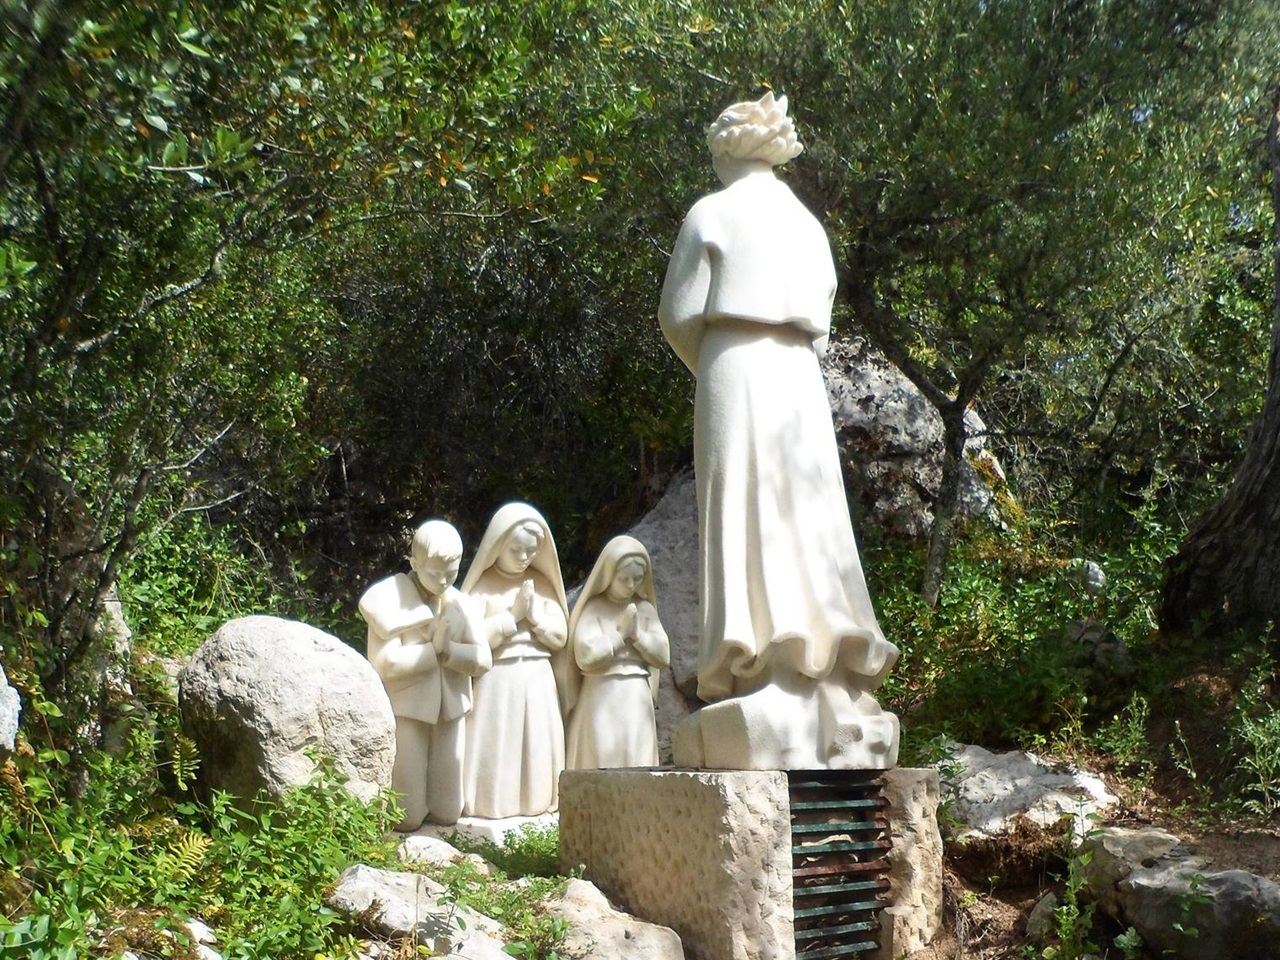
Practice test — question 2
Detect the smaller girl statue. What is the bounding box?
[566,536,670,769]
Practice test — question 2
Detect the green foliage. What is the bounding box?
[1229,654,1280,817]
[0,722,397,959]
[424,827,569,960]
[1090,695,1156,784]
[1043,848,1098,960]
[195,768,398,958]
[868,468,1195,754]
[1113,926,1144,960]
[435,859,568,960]
[447,823,563,880]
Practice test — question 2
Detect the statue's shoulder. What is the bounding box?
[359,573,430,633]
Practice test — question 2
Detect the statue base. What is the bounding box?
[672,681,900,770]
[559,767,942,960]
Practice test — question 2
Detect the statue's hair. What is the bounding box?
[706,91,803,166]
[410,519,463,563]
[507,519,545,544]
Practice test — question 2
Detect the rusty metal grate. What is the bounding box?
[789,771,892,959]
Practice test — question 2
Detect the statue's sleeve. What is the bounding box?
[632,600,670,668]
[572,603,620,672]
[530,590,568,652]
[658,204,715,375]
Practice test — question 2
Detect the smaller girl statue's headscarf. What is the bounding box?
[568,535,659,639]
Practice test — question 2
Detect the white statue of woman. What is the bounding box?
[359,519,490,829]
[659,92,901,770]
[566,536,669,769]
[460,502,572,817]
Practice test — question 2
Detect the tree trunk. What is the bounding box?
[922,403,969,608]
[1160,84,1280,638]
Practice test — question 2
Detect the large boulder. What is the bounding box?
[824,337,1003,538]
[179,615,395,801]
[1078,827,1280,960]
[946,743,1117,841]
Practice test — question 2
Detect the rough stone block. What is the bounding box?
[560,769,793,960]
[876,768,943,958]
[560,768,944,960]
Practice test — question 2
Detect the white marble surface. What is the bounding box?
[659,92,899,770]
[461,503,570,818]
[566,536,669,770]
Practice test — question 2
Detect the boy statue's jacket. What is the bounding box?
[359,574,491,724]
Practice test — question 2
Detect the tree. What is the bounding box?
[1162,70,1280,639]
[635,0,1240,604]
[0,0,613,705]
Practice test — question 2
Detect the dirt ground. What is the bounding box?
[899,767,1280,959]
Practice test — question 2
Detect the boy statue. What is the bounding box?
[359,519,491,829]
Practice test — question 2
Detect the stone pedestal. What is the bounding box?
[560,769,793,960]
[559,768,942,960]
[878,768,944,958]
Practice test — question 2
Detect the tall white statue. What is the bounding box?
[659,92,901,770]
[359,519,490,829]
[461,502,572,817]
[566,536,670,770]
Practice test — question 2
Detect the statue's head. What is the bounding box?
[410,519,463,598]
[706,91,803,168]
[495,520,545,577]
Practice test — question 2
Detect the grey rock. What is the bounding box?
[1071,559,1108,597]
[1118,865,1280,960]
[1025,892,1058,943]
[0,664,20,762]
[824,338,1002,538]
[326,863,503,953]
[946,743,1117,841]
[625,469,701,699]
[1076,827,1193,916]
[1076,826,1280,960]
[546,878,685,960]
[179,615,395,801]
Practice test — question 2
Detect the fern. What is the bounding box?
[171,735,200,791]
[154,829,211,887]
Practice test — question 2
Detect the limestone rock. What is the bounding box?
[560,768,792,960]
[1076,826,1279,960]
[625,469,701,701]
[397,834,495,876]
[1118,865,1280,960]
[946,743,1117,841]
[179,615,395,801]
[546,878,685,960]
[880,768,944,954]
[1076,827,1191,916]
[326,863,502,953]
[0,664,19,763]
[824,337,1001,538]
[1025,892,1058,943]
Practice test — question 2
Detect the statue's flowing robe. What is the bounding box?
[658,172,899,701]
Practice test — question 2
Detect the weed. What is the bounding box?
[447,823,562,879]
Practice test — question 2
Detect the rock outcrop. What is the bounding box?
[545,878,685,960]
